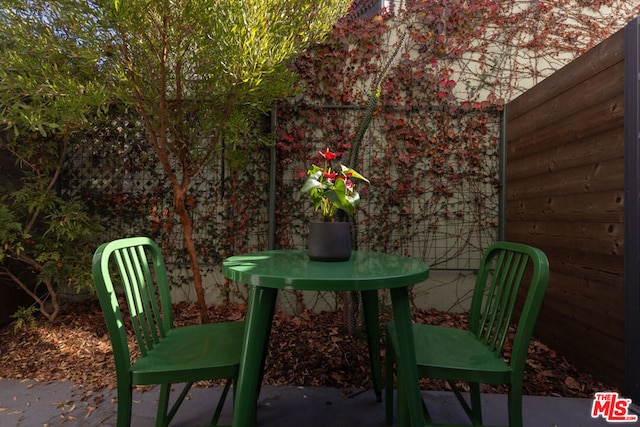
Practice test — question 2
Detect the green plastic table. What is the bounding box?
[223,250,429,427]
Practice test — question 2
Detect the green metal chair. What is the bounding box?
[92,236,244,427]
[385,241,549,427]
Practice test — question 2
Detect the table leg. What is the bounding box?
[232,286,278,427]
[361,290,382,402]
[389,286,423,427]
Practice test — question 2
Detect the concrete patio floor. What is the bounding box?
[0,379,635,426]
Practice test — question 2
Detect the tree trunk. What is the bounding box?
[173,189,210,324]
[2,266,60,322]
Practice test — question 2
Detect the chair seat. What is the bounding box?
[389,322,512,384]
[131,321,244,385]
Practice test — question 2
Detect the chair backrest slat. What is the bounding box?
[93,237,174,367]
[113,249,149,353]
[486,252,529,354]
[477,250,509,349]
[133,245,168,339]
[470,242,549,365]
[114,245,166,355]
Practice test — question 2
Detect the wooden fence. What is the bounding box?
[505,26,627,389]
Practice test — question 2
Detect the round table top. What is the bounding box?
[222,250,430,291]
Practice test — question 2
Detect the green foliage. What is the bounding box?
[301,148,369,221]
[0,0,109,321]
[0,205,23,263]
[96,0,352,171]
[0,0,110,140]
[95,0,352,321]
[0,171,103,321]
[10,305,38,332]
[1,0,350,322]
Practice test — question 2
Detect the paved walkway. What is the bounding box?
[0,379,636,426]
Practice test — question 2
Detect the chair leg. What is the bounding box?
[469,382,482,424]
[156,384,171,427]
[116,383,133,427]
[211,379,233,426]
[156,382,194,427]
[385,323,396,425]
[449,380,481,425]
[507,384,524,427]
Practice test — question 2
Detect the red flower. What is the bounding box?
[323,171,338,181]
[344,179,355,193]
[302,147,369,221]
[319,148,337,160]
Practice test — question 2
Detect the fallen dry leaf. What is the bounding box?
[565,376,582,391]
[0,300,620,399]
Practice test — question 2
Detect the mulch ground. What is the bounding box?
[0,299,618,399]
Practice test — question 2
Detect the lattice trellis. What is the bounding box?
[61,104,499,312]
[62,116,271,277]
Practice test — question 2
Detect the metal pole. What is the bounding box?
[498,105,507,241]
[268,109,277,250]
[624,17,640,404]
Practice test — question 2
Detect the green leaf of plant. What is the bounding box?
[340,165,369,183]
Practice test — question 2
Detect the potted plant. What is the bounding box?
[301,148,369,261]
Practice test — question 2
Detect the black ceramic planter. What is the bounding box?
[307,221,351,261]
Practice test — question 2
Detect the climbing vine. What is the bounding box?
[272,0,640,310]
[67,0,640,311]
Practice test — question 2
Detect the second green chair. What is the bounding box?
[385,241,549,427]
